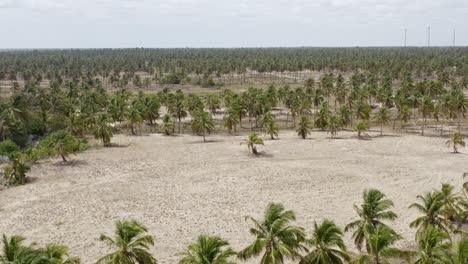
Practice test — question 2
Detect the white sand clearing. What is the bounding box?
[0,131,466,263]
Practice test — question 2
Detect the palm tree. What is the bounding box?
[126,106,143,135]
[0,235,43,263]
[442,239,468,264]
[191,110,214,142]
[446,133,465,153]
[439,183,463,222]
[374,107,390,136]
[353,120,369,139]
[161,114,173,136]
[327,115,340,139]
[42,243,81,264]
[413,225,449,264]
[300,219,350,264]
[338,105,351,129]
[97,220,157,264]
[419,96,434,136]
[409,191,451,235]
[398,105,412,127]
[265,120,279,140]
[179,235,236,264]
[223,108,239,134]
[350,225,413,264]
[297,115,312,139]
[205,94,221,116]
[94,113,114,146]
[241,133,264,155]
[345,189,398,251]
[238,203,305,264]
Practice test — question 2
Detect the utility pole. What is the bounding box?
[427,26,431,47]
[404,28,407,47]
[452,27,456,46]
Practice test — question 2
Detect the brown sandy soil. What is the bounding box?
[0,131,466,263]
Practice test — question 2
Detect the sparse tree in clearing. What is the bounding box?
[353,120,369,139]
[446,133,465,153]
[4,151,30,185]
[265,119,279,140]
[191,110,214,142]
[327,115,340,139]
[297,114,312,139]
[97,220,157,264]
[238,203,305,264]
[179,235,236,264]
[161,114,174,136]
[93,113,114,146]
[300,219,350,264]
[39,131,82,163]
[241,132,264,155]
[345,189,398,251]
[375,107,391,136]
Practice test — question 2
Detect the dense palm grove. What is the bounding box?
[0,48,467,263]
[0,48,467,85]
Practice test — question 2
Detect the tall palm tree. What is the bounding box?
[94,113,114,146]
[191,110,214,142]
[179,235,236,264]
[418,96,434,136]
[446,133,465,153]
[350,225,413,264]
[413,225,450,264]
[409,191,451,235]
[297,115,312,139]
[300,219,350,264]
[374,107,390,136]
[126,106,143,135]
[327,115,340,139]
[161,114,173,136]
[0,235,44,264]
[345,189,398,251]
[353,120,369,139]
[442,239,468,264]
[97,220,157,264]
[241,133,264,155]
[265,120,279,140]
[238,203,306,264]
[338,105,351,129]
[205,94,221,116]
[42,243,81,264]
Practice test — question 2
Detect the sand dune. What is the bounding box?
[0,130,466,263]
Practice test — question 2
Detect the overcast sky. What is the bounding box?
[0,0,467,48]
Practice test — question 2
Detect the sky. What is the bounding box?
[0,0,467,48]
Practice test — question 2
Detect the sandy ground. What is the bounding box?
[0,130,466,263]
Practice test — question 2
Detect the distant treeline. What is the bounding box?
[0,48,467,82]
